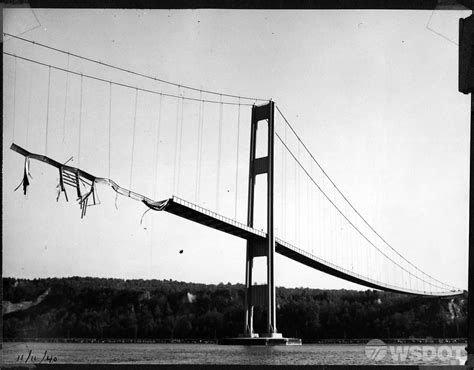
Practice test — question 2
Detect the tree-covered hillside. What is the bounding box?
[2,277,467,342]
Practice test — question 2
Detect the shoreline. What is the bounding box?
[2,337,467,345]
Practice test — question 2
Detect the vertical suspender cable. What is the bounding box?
[177,94,185,195]
[194,91,202,203]
[108,82,112,179]
[12,56,17,142]
[234,98,241,220]
[197,100,205,203]
[336,190,340,266]
[62,54,70,143]
[45,66,52,155]
[358,236,361,276]
[333,194,337,264]
[283,124,287,237]
[408,270,411,291]
[333,198,336,264]
[78,74,83,167]
[321,176,325,260]
[294,157,297,245]
[317,175,320,257]
[130,88,138,189]
[173,86,181,195]
[216,95,223,212]
[296,142,300,246]
[281,132,284,238]
[394,260,397,288]
[349,220,352,271]
[309,162,313,254]
[195,91,203,203]
[153,93,163,200]
[366,236,369,278]
[26,68,32,147]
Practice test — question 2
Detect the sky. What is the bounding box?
[2,8,471,291]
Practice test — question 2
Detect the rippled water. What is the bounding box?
[2,342,467,365]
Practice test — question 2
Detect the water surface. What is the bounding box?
[2,342,467,365]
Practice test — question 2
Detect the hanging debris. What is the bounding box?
[56,167,68,202]
[14,157,32,196]
[142,199,170,211]
[10,143,169,219]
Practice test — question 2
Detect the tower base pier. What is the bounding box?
[218,336,302,346]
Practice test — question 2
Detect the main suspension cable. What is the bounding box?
[275,105,457,290]
[275,132,453,292]
[4,33,269,103]
[3,52,256,107]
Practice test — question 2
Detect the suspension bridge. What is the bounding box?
[3,33,464,343]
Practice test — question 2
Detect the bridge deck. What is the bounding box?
[163,196,461,297]
[7,143,461,297]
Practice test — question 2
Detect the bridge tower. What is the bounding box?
[237,101,301,346]
[243,101,280,338]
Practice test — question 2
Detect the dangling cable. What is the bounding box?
[108,82,112,179]
[78,74,83,168]
[153,93,163,200]
[14,157,32,196]
[45,66,52,155]
[234,98,241,220]
[62,54,70,143]
[12,56,17,142]
[140,207,152,225]
[177,93,185,195]
[173,86,181,194]
[130,88,138,189]
[216,94,223,212]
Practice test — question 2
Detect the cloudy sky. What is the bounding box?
[3,8,470,291]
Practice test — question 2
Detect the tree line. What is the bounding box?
[2,277,467,342]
